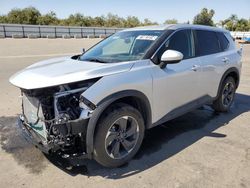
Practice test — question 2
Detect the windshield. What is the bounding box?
[78,30,164,63]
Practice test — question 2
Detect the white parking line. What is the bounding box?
[0,53,76,59]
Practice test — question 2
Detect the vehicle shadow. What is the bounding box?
[44,92,250,179]
[0,116,48,174]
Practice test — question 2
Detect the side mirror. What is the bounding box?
[82,48,86,54]
[159,50,183,69]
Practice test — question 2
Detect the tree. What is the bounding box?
[92,16,106,27]
[236,18,249,31]
[6,8,26,24]
[223,14,238,31]
[0,6,161,27]
[142,18,157,26]
[0,15,8,23]
[164,19,178,24]
[105,13,124,27]
[64,13,85,26]
[7,7,41,24]
[22,7,41,24]
[220,14,250,31]
[37,11,58,25]
[124,16,141,27]
[193,8,215,26]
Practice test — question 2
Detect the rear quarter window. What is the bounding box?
[195,30,221,56]
[216,32,230,51]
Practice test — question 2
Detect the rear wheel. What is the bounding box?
[94,103,145,167]
[212,77,236,112]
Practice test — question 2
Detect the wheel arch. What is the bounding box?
[85,90,152,157]
[216,67,240,99]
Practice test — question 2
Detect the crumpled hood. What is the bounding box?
[9,56,134,89]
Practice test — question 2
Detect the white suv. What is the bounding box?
[10,24,242,167]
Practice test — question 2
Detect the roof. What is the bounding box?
[122,24,229,33]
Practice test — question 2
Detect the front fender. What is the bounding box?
[85,90,152,158]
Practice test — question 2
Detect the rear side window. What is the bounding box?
[216,32,229,51]
[195,30,221,56]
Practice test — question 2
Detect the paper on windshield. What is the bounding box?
[136,35,158,41]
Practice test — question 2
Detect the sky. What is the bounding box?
[0,0,249,23]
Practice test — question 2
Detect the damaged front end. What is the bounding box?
[18,78,99,158]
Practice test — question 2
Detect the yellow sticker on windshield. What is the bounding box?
[136,35,158,41]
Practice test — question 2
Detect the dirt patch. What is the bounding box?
[0,116,48,174]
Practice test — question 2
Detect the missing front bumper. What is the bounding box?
[17,115,89,160]
[18,116,52,153]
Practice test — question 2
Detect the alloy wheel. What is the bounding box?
[105,116,139,159]
[222,82,235,107]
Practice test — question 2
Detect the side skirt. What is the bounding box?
[151,95,213,128]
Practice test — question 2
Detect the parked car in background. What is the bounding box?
[10,24,242,167]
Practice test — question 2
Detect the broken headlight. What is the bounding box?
[54,87,89,121]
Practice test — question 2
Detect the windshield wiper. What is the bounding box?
[84,57,108,63]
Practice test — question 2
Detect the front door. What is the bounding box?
[152,29,203,123]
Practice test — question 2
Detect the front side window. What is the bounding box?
[79,30,164,63]
[166,29,194,59]
[155,29,194,61]
[195,30,221,56]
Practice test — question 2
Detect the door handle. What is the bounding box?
[191,65,200,71]
[222,57,229,63]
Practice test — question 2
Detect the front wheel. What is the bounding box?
[94,103,145,167]
[212,76,236,112]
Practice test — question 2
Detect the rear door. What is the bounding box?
[194,30,231,97]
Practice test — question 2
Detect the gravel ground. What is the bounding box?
[0,38,249,188]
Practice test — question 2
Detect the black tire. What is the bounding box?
[93,103,145,167]
[212,76,236,112]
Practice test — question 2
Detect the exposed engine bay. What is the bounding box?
[20,78,99,155]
